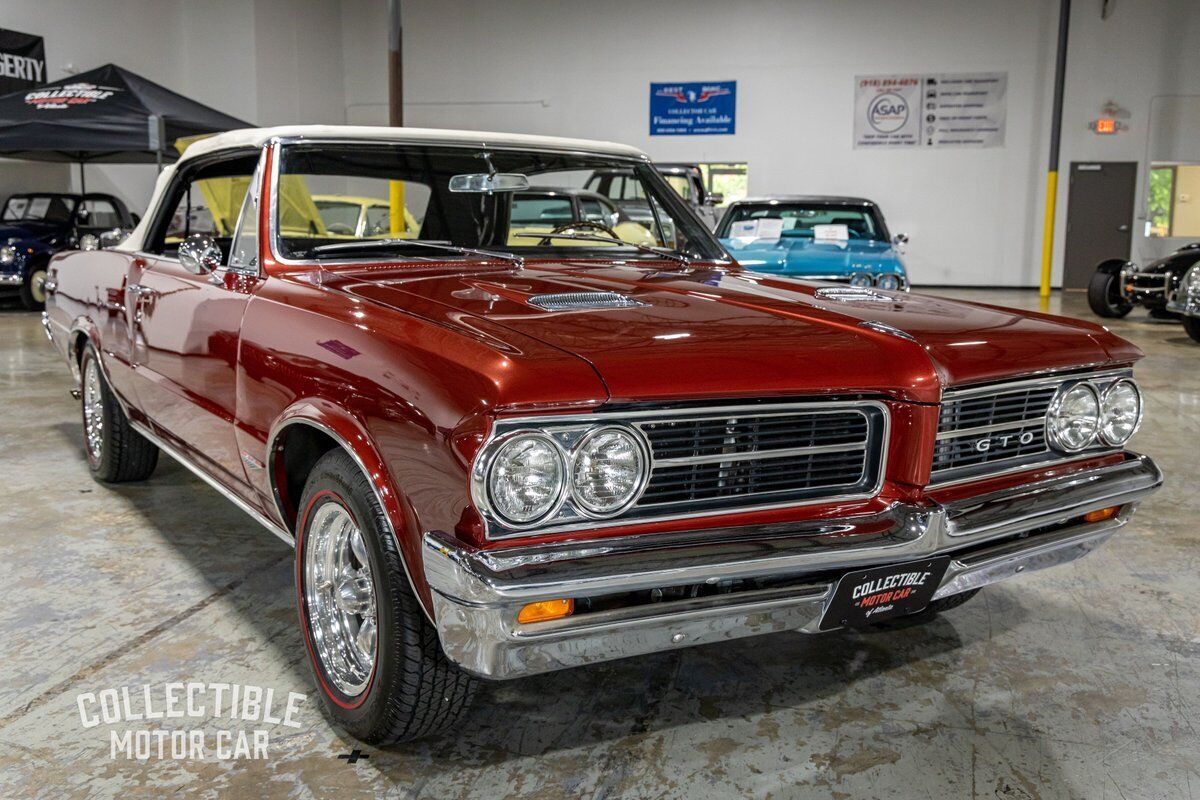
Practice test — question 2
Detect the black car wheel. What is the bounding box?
[1087,270,1133,318]
[1183,316,1200,343]
[296,448,478,744]
[18,261,48,311]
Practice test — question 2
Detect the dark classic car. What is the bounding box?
[1,192,137,309]
[1086,242,1200,324]
[1165,252,1200,342]
[43,126,1161,745]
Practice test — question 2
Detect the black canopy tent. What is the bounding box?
[0,63,249,193]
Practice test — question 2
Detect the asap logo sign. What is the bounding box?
[867,92,909,133]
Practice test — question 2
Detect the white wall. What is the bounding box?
[0,0,352,215]
[4,0,1197,285]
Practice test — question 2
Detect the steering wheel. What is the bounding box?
[539,220,621,246]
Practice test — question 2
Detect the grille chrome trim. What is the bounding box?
[930,369,1132,486]
[476,400,890,540]
[652,441,867,466]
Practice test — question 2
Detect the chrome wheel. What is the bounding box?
[304,501,378,697]
[82,358,104,461]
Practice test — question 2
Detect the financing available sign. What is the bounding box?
[0,29,46,94]
[650,81,736,136]
[854,72,1006,149]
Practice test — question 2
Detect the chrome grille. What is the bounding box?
[932,371,1129,484]
[634,407,883,511]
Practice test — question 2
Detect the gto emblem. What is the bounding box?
[974,431,1035,452]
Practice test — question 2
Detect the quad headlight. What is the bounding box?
[1046,383,1101,451]
[570,427,648,516]
[1099,379,1142,446]
[0,245,15,266]
[478,424,651,529]
[484,433,565,525]
[1184,265,1200,298]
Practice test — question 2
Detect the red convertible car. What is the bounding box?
[42,126,1161,744]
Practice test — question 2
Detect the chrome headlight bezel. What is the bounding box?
[1045,382,1102,452]
[0,245,16,266]
[478,430,568,528]
[1184,265,1200,298]
[568,425,651,518]
[1098,378,1143,446]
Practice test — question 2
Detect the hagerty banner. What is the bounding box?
[854,72,1006,149]
[0,29,46,94]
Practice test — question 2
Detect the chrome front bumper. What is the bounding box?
[423,454,1161,679]
[0,272,22,286]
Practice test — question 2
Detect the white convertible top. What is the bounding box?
[180,125,649,163]
[117,125,649,252]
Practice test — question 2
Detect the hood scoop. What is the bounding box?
[528,291,648,312]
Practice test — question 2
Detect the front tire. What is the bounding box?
[296,449,478,744]
[871,588,980,629]
[1087,270,1133,318]
[18,261,48,311]
[80,345,159,482]
[1183,316,1200,343]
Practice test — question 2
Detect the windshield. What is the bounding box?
[718,203,885,242]
[2,195,77,224]
[275,143,725,262]
[660,174,693,201]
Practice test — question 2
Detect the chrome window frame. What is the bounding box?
[472,399,891,541]
[263,137,733,269]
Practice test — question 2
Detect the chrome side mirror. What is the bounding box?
[892,233,910,246]
[178,234,222,275]
[99,228,128,248]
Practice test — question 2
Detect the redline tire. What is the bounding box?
[79,345,158,483]
[295,448,478,744]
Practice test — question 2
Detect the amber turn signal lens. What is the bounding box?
[1083,506,1121,523]
[517,598,574,624]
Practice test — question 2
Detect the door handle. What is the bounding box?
[128,283,157,298]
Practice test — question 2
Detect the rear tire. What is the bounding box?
[1087,270,1132,318]
[1183,316,1200,343]
[295,448,478,744]
[80,345,159,482]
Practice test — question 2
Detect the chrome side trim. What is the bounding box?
[939,367,1132,401]
[129,420,294,547]
[265,416,433,622]
[422,453,1160,679]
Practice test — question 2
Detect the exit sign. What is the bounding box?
[1090,118,1125,135]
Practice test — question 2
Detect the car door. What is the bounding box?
[127,150,263,493]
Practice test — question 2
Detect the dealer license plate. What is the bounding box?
[819,557,952,630]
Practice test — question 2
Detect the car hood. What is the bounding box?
[721,236,904,276]
[0,223,57,245]
[319,261,1138,404]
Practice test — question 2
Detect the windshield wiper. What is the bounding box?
[310,238,524,267]
[513,232,691,265]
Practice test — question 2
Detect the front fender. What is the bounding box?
[1094,258,1131,275]
[267,399,435,620]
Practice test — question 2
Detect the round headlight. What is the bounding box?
[875,273,902,291]
[849,272,873,288]
[1184,265,1200,295]
[1046,383,1101,451]
[486,433,565,525]
[1099,379,1142,446]
[0,245,15,265]
[570,427,647,516]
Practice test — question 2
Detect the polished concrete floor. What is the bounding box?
[0,289,1196,800]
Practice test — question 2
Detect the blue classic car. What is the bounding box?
[1,192,136,310]
[715,196,910,290]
